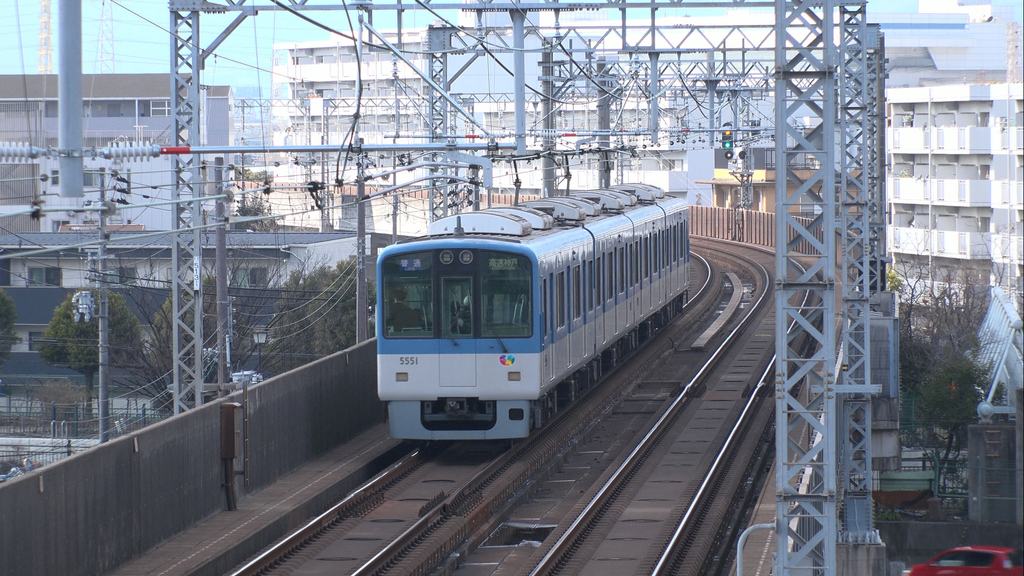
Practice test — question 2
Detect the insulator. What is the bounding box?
[97,141,162,161]
[0,142,44,162]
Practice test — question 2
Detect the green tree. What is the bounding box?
[912,354,987,485]
[129,271,278,410]
[0,288,18,368]
[265,259,371,374]
[39,292,142,411]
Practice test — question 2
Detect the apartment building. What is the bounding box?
[0,74,233,233]
[887,83,1023,302]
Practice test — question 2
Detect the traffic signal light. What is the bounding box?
[723,129,734,160]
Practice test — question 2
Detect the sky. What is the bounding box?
[0,0,1022,92]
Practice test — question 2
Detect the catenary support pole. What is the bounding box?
[98,190,109,442]
[58,0,83,198]
[512,9,526,156]
[215,157,229,396]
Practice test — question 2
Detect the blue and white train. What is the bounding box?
[376,184,690,440]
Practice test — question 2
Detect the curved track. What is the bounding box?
[230,242,788,576]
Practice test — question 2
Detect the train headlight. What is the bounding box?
[507,372,521,381]
[396,372,409,382]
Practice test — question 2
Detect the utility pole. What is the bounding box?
[356,139,368,343]
[97,189,110,443]
[541,44,555,197]
[356,9,368,343]
[58,0,83,198]
[512,10,526,157]
[597,58,612,189]
[215,157,229,396]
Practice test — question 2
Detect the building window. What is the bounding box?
[233,267,268,288]
[117,267,138,285]
[29,332,46,352]
[28,267,62,286]
[83,169,106,187]
[150,101,170,117]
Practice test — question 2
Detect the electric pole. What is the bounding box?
[215,157,230,396]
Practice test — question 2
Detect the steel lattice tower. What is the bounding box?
[837,2,880,543]
[774,0,838,572]
[169,6,204,413]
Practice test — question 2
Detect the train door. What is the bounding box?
[439,276,476,389]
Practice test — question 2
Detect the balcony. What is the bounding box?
[890,227,992,260]
[933,229,991,259]
[931,178,991,207]
[889,227,931,255]
[890,177,992,207]
[932,127,991,154]
[891,127,927,153]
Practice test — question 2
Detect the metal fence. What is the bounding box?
[0,396,169,471]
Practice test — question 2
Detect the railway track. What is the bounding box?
[519,239,776,576]
[230,242,784,576]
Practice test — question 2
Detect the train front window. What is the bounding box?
[442,276,474,338]
[481,252,532,338]
[382,251,433,338]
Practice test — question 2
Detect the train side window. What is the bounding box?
[556,271,566,329]
[632,242,639,287]
[672,225,677,263]
[605,252,613,301]
[644,237,650,281]
[626,241,634,286]
[652,234,657,276]
[617,247,625,294]
[572,265,581,320]
[662,230,667,269]
[684,221,689,259]
[592,258,599,311]
[541,277,548,339]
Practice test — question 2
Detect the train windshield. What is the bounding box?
[480,251,532,338]
[382,251,433,338]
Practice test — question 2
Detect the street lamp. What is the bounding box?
[253,329,267,375]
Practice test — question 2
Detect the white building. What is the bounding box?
[887,82,1023,303]
[0,74,233,233]
[873,0,1020,88]
[265,1,1020,233]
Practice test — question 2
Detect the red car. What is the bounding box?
[905,546,1023,575]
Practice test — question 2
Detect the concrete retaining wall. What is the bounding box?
[0,340,383,576]
[879,521,1024,567]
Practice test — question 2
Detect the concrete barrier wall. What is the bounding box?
[0,339,382,576]
[879,521,1024,567]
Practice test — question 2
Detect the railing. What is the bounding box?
[0,401,167,438]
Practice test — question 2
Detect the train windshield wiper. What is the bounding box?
[495,338,508,353]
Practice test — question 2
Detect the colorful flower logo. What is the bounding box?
[499,354,516,366]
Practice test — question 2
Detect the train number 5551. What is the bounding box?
[399,356,419,365]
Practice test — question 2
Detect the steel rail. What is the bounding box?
[652,246,816,575]
[528,250,771,575]
[348,252,716,576]
[651,358,775,575]
[229,448,424,576]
